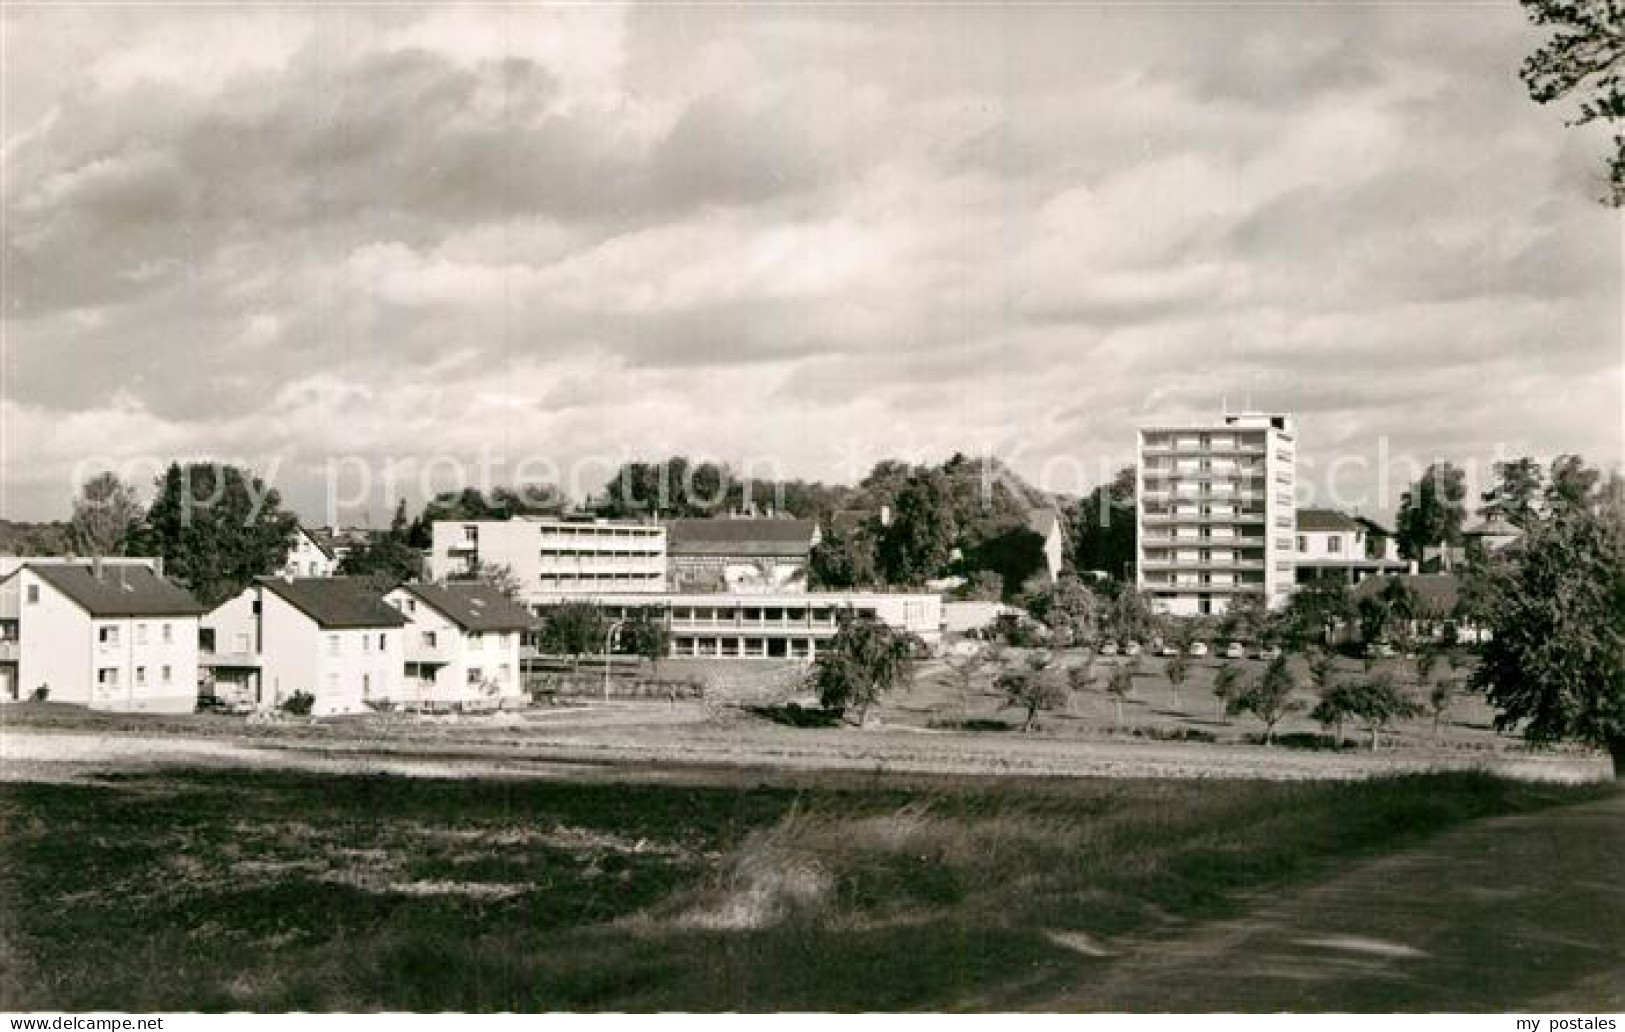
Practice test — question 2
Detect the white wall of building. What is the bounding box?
[1137,412,1296,616]
[386,589,523,707]
[205,586,403,716]
[429,519,667,604]
[277,530,336,579]
[16,569,198,713]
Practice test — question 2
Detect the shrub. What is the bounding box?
[279,690,316,716]
[30,686,49,703]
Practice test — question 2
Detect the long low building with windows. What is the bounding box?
[536,591,943,660]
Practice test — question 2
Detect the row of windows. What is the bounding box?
[538,574,663,588]
[673,636,819,659]
[96,665,175,689]
[96,623,178,647]
[416,631,514,650]
[1298,534,1345,553]
[327,632,392,657]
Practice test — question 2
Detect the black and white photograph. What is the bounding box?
[0,0,1621,1017]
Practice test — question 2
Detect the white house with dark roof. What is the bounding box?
[7,562,204,712]
[276,527,338,579]
[664,518,820,593]
[384,582,535,710]
[202,577,406,715]
[1294,509,1409,587]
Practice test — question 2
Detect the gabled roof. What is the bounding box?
[1296,508,1361,532]
[257,576,408,629]
[27,563,205,617]
[297,527,337,560]
[1353,516,1394,536]
[1466,516,1522,538]
[395,582,537,632]
[665,518,818,558]
[1351,573,1462,614]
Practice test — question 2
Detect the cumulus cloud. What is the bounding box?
[0,3,1618,521]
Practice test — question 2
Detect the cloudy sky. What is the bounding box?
[2,3,1619,523]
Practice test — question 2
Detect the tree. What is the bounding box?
[406,488,505,549]
[1428,680,1457,740]
[539,602,606,673]
[1104,586,1162,645]
[1021,575,1099,645]
[1067,467,1136,580]
[338,499,423,586]
[1212,663,1242,721]
[1519,0,1625,205]
[1546,454,1602,515]
[1106,665,1135,726]
[1284,579,1354,649]
[998,651,1068,732]
[129,462,300,608]
[1228,655,1300,746]
[1415,646,1441,687]
[1479,457,1545,527]
[807,523,880,589]
[1396,462,1468,562]
[808,613,917,724]
[1313,675,1420,751]
[467,562,523,600]
[1164,649,1191,711]
[68,472,144,558]
[621,614,672,681]
[1473,505,1625,776]
[1067,654,1097,695]
[1219,593,1267,644]
[877,469,957,585]
[946,652,987,722]
[960,522,1047,599]
[957,569,1005,602]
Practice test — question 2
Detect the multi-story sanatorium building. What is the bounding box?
[1136,412,1298,616]
[427,517,668,605]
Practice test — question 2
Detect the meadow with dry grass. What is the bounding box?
[0,767,1610,1011]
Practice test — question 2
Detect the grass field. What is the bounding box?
[0,768,1610,1011]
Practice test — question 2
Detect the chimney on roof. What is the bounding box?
[92,555,104,580]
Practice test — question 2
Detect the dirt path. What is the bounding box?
[0,724,1609,784]
[1038,790,1625,1011]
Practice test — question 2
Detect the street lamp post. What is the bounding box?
[602,620,626,701]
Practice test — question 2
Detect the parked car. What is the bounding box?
[1156,642,1179,657]
[1124,641,1143,657]
[1188,642,1209,658]
[1224,641,1246,659]
[1099,641,1119,656]
[1368,641,1397,658]
[1254,645,1282,661]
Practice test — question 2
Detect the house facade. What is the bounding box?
[9,562,203,712]
[1137,411,1298,615]
[385,582,534,710]
[202,577,406,715]
[1293,509,1409,586]
[276,527,338,578]
[664,518,819,594]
